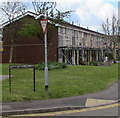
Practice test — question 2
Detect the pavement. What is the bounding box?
[0,75,9,81]
[1,75,120,117]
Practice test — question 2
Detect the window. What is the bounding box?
[58,27,63,34]
[72,37,75,46]
[84,33,87,39]
[96,37,100,47]
[72,30,75,36]
[63,28,66,34]
[82,32,84,38]
[58,35,63,46]
[90,40,93,47]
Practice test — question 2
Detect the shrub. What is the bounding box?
[36,62,67,70]
[108,53,114,60]
[79,61,87,65]
[89,61,98,66]
[36,62,45,70]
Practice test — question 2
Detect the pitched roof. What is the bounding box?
[1,11,37,28]
[51,18,105,36]
[1,11,105,36]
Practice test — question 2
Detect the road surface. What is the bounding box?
[9,103,120,117]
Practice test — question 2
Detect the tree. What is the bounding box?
[55,9,73,20]
[19,17,44,44]
[102,14,119,60]
[31,1,73,20]
[19,1,73,43]
[1,0,27,63]
[32,1,56,17]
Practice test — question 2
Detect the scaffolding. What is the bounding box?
[58,46,107,65]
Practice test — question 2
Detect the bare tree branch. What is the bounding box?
[31,1,73,20]
[1,0,27,63]
[101,14,119,60]
[1,1,27,23]
[31,1,56,16]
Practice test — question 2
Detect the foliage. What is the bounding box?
[107,53,114,60]
[19,17,57,45]
[36,62,67,70]
[19,18,43,38]
[79,61,87,65]
[89,61,98,66]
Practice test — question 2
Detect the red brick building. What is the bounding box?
[1,11,58,64]
[1,11,115,65]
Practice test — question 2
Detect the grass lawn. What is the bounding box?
[1,63,118,102]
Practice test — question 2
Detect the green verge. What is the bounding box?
[2,63,118,102]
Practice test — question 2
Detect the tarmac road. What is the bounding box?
[56,103,120,116]
[8,103,120,117]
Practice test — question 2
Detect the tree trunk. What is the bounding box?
[9,45,13,63]
[112,42,116,60]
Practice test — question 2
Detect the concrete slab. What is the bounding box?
[85,98,117,107]
[0,75,13,81]
[0,75,8,81]
[2,105,11,110]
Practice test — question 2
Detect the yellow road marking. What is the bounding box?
[11,103,120,117]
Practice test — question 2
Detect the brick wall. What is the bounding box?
[2,15,58,64]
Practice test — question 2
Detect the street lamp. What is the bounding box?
[35,15,49,94]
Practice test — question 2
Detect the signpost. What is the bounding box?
[9,65,36,92]
[40,19,48,33]
[40,19,49,94]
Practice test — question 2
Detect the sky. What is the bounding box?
[0,0,119,33]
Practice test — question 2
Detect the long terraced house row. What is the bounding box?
[0,11,119,64]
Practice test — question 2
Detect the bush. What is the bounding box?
[79,61,87,65]
[108,53,114,60]
[36,62,67,70]
[89,61,98,66]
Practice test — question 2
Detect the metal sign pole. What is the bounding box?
[40,19,49,95]
[33,66,36,92]
[9,65,11,92]
[44,29,48,94]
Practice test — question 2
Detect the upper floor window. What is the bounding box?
[90,40,93,47]
[58,27,63,34]
[72,30,75,36]
[96,37,100,47]
[72,36,75,46]
[63,28,66,34]
[82,32,84,38]
[58,35,63,46]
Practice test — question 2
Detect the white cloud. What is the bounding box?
[0,0,118,32]
[98,3,118,21]
[74,0,118,32]
[89,25,103,32]
[76,0,118,21]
